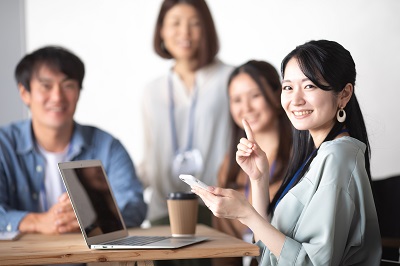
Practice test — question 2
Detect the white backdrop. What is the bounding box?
[24,0,400,179]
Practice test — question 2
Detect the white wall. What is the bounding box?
[0,0,28,125]
[22,0,400,179]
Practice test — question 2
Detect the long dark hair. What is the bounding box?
[269,40,371,215]
[153,0,219,70]
[224,60,292,189]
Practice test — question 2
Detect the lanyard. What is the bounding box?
[273,128,349,210]
[274,149,317,210]
[168,70,199,154]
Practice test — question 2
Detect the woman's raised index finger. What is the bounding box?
[242,119,255,141]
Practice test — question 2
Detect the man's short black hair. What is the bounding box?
[15,46,85,91]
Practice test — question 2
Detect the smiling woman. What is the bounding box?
[191,40,381,266]
[138,1,234,265]
[213,60,292,266]
[280,58,351,147]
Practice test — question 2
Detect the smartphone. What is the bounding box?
[179,174,209,190]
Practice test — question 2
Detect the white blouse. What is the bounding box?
[140,59,234,221]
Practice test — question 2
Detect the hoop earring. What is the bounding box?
[337,107,346,123]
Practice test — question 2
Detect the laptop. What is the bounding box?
[57,159,207,249]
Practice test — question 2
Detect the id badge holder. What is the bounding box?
[172,149,203,178]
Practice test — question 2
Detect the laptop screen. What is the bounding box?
[63,165,124,237]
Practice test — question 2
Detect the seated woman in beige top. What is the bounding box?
[213,60,292,266]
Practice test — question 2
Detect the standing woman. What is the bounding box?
[192,40,381,265]
[213,60,292,266]
[140,0,233,229]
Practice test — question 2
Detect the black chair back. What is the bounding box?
[381,259,400,265]
[372,175,400,261]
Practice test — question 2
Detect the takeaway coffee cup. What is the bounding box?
[167,192,198,237]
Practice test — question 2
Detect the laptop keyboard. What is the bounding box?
[104,236,170,246]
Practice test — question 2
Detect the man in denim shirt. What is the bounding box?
[0,46,147,234]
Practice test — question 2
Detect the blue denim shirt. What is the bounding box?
[0,120,147,231]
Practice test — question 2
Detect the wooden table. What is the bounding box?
[0,224,259,265]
